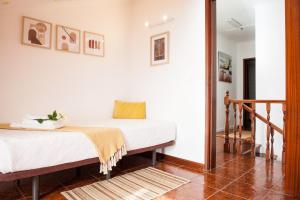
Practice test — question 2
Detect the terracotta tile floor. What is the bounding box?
[0,139,295,200]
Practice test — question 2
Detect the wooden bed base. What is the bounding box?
[0,140,175,200]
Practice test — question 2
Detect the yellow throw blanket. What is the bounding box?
[0,124,127,174]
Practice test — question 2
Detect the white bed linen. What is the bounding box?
[0,119,176,174]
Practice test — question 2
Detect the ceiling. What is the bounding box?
[217,0,257,42]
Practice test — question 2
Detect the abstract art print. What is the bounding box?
[218,51,232,83]
[151,32,169,66]
[22,16,52,49]
[56,25,80,53]
[84,31,105,57]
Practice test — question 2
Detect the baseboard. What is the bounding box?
[157,153,204,170]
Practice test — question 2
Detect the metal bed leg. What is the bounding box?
[16,180,21,186]
[32,176,39,200]
[106,171,111,180]
[152,149,157,166]
[76,167,81,177]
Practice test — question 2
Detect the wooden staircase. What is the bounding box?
[217,131,262,156]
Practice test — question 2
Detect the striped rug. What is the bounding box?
[61,167,190,200]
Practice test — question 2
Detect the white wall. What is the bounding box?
[216,33,237,132]
[128,0,206,163]
[0,0,206,164]
[0,0,131,124]
[255,0,285,160]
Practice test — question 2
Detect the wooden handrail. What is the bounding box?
[230,99,285,104]
[242,104,283,134]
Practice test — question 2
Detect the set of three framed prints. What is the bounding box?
[22,16,170,65]
[22,16,105,57]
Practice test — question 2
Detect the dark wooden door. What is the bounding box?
[243,58,256,130]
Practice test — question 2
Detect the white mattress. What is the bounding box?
[0,119,176,174]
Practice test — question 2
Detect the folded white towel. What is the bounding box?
[20,115,46,125]
[10,118,65,130]
[22,119,40,126]
[23,114,44,120]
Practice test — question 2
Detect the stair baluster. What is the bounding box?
[232,103,237,153]
[271,128,275,160]
[266,103,271,161]
[250,103,256,157]
[233,103,237,143]
[238,103,243,154]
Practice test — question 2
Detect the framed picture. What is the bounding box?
[151,32,169,66]
[218,51,232,83]
[56,25,80,54]
[84,31,105,57]
[22,16,52,49]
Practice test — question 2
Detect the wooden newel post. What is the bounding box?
[224,91,230,153]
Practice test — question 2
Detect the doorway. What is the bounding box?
[205,0,300,197]
[243,58,256,130]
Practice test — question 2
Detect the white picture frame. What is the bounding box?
[218,51,233,83]
[151,32,170,66]
[84,31,105,57]
[22,16,52,49]
[56,25,80,54]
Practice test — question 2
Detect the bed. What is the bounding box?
[0,119,176,200]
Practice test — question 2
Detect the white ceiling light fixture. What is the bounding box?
[226,18,244,31]
[225,18,255,33]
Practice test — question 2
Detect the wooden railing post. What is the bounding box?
[271,128,274,160]
[282,103,286,164]
[266,103,271,161]
[233,103,237,142]
[250,102,256,157]
[232,103,237,153]
[238,103,243,154]
[224,91,230,153]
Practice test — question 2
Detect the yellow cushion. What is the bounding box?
[113,100,146,119]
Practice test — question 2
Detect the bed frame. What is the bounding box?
[0,140,175,200]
